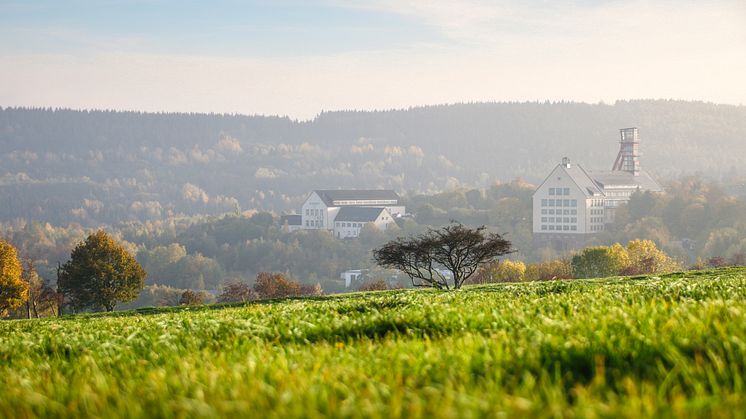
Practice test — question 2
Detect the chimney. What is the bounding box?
[612,127,641,176]
[562,157,571,168]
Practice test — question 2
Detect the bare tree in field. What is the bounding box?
[373,223,512,290]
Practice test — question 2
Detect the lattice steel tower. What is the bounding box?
[612,127,640,176]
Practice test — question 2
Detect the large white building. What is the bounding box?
[533,128,663,250]
[298,189,404,238]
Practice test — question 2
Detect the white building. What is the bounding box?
[533,128,663,250]
[333,207,395,238]
[300,189,404,235]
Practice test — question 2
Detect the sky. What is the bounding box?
[1,0,745,119]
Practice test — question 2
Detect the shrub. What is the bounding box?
[254,272,301,299]
[218,281,256,303]
[179,290,206,306]
[357,279,389,291]
[571,244,629,279]
[524,259,573,281]
[470,260,526,283]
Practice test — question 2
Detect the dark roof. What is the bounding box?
[334,207,386,222]
[280,214,302,225]
[314,189,400,206]
[563,164,605,196]
[588,170,663,192]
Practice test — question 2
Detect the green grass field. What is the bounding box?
[2,268,746,418]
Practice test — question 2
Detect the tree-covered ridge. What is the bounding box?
[1,100,745,226]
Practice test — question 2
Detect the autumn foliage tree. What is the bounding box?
[373,223,512,289]
[58,230,146,312]
[218,281,256,303]
[0,239,28,317]
[253,272,301,299]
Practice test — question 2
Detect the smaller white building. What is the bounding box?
[333,207,395,238]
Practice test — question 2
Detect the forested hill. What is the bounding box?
[1,100,745,226]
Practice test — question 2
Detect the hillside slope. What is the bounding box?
[2,268,746,417]
[2,101,745,225]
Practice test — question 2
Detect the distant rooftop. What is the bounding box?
[334,207,386,222]
[314,189,400,206]
[589,170,663,192]
[280,214,301,225]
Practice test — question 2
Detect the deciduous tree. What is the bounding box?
[0,240,27,317]
[58,230,146,312]
[373,223,512,289]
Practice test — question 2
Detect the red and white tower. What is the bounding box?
[612,127,640,176]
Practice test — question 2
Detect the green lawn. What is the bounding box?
[2,268,746,418]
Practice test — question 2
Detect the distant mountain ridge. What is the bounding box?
[1,100,745,226]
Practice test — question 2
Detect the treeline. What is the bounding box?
[2,101,746,226]
[2,175,745,297]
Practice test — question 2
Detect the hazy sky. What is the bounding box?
[1,0,745,119]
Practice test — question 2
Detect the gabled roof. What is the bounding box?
[536,163,604,198]
[589,170,664,192]
[314,189,400,206]
[334,207,386,222]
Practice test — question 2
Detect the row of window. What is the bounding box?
[590,199,604,207]
[541,217,577,223]
[336,222,364,228]
[548,187,571,196]
[590,225,604,231]
[540,199,578,207]
[541,225,577,231]
[305,220,323,227]
[590,217,604,223]
[541,209,577,215]
[305,208,323,216]
[590,209,603,215]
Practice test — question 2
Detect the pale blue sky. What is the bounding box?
[1,0,745,118]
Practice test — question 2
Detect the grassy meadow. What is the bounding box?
[2,268,746,418]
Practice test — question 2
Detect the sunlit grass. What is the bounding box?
[2,268,746,417]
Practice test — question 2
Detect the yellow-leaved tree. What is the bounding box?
[623,239,681,275]
[0,239,28,317]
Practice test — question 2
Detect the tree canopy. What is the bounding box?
[373,223,512,289]
[0,239,27,316]
[58,230,146,312]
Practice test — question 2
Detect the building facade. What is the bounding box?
[299,189,404,237]
[532,128,663,251]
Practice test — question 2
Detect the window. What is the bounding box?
[563,188,570,195]
[563,209,569,215]
[571,217,577,223]
[563,199,569,207]
[541,209,547,215]
[571,209,577,215]
[541,199,547,207]
[549,217,555,222]
[549,188,556,195]
[549,225,555,231]
[571,199,577,206]
[555,225,562,230]
[571,226,577,231]
[541,217,547,222]
[564,217,570,223]
[549,209,555,215]
[541,225,547,231]
[563,225,569,231]
[548,199,555,206]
